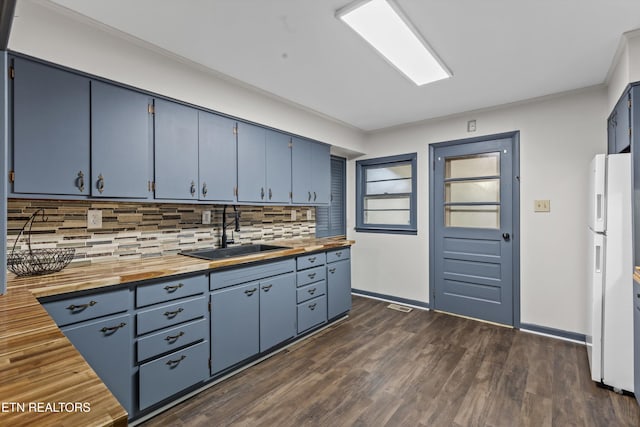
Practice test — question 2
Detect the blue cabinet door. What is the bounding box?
[265,130,291,203]
[210,282,259,374]
[62,313,132,414]
[291,137,312,204]
[327,259,351,319]
[311,142,330,204]
[237,122,266,203]
[259,273,296,352]
[198,112,237,202]
[614,92,631,153]
[154,99,199,200]
[13,57,90,196]
[91,81,152,198]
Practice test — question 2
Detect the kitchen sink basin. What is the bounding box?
[180,244,289,261]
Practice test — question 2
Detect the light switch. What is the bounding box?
[87,209,102,229]
[534,200,550,212]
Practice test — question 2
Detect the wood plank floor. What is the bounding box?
[141,296,640,427]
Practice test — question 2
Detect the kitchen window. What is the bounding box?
[355,153,417,234]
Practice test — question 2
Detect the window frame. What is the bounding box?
[355,152,417,235]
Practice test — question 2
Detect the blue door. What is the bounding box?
[265,130,291,203]
[432,137,515,325]
[198,111,237,202]
[237,122,266,203]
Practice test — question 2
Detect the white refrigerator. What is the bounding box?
[586,153,634,393]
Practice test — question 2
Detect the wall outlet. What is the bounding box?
[467,119,477,132]
[307,209,312,221]
[87,209,102,229]
[202,210,211,225]
[534,200,550,212]
[291,209,297,221]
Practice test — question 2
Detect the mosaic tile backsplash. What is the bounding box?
[7,199,316,266]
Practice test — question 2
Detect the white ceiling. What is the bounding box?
[37,0,640,131]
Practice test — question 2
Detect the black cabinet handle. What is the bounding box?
[245,288,257,296]
[308,191,312,201]
[309,303,317,310]
[66,300,97,311]
[77,171,85,192]
[100,322,126,333]
[164,283,184,293]
[164,308,184,318]
[261,187,265,200]
[202,182,208,197]
[314,191,317,201]
[308,256,316,263]
[165,331,185,342]
[329,268,336,274]
[97,174,105,194]
[335,251,342,257]
[308,288,316,295]
[166,355,186,367]
[262,284,273,292]
[308,272,316,279]
[190,181,196,197]
[269,188,273,200]
[502,233,510,241]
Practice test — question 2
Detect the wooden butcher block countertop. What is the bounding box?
[0,237,353,426]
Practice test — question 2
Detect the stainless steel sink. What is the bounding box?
[179,244,289,261]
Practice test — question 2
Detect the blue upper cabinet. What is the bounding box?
[154,99,199,200]
[91,81,152,198]
[608,90,631,154]
[291,137,330,204]
[198,111,237,202]
[265,129,292,203]
[12,58,90,196]
[237,122,267,203]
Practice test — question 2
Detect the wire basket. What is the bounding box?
[7,209,75,277]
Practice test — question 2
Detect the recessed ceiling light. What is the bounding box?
[336,0,451,86]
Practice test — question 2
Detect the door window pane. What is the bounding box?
[445,179,499,203]
[366,178,411,195]
[445,205,500,228]
[365,210,410,225]
[366,164,411,181]
[365,196,410,210]
[445,152,499,179]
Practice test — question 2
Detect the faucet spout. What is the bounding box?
[221,205,240,248]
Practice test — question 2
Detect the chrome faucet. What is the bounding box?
[221,205,240,248]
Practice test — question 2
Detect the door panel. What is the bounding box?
[433,137,514,325]
[237,122,266,202]
[259,273,296,352]
[291,137,312,204]
[311,143,331,204]
[198,112,237,201]
[265,130,291,203]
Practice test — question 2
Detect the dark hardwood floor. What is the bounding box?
[141,296,640,427]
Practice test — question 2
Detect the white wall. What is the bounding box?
[9,1,365,156]
[607,30,640,111]
[348,87,607,334]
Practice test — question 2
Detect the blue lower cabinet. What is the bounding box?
[297,281,326,304]
[62,313,133,414]
[138,341,208,410]
[42,287,129,327]
[297,295,327,334]
[260,273,296,352]
[210,282,260,374]
[137,318,208,363]
[327,259,352,320]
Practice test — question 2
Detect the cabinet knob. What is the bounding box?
[76,171,85,192]
[97,174,105,194]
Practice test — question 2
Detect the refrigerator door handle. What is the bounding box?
[596,194,603,223]
[595,244,602,273]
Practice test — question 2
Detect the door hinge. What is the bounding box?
[148,104,155,114]
[233,125,238,136]
[9,66,14,80]
[208,358,211,370]
[208,301,211,312]
[151,181,156,191]
[288,138,293,149]
[8,170,14,183]
[629,99,632,109]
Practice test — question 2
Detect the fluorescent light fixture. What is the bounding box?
[336,0,451,86]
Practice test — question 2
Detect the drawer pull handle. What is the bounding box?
[164,308,184,318]
[262,284,273,292]
[66,300,97,311]
[336,251,342,257]
[308,288,316,295]
[165,331,185,342]
[166,355,186,367]
[245,288,257,296]
[100,322,126,333]
[309,303,317,310]
[308,272,316,279]
[329,268,336,274]
[309,257,316,263]
[164,283,184,292]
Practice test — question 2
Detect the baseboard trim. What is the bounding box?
[352,289,430,310]
[520,323,586,344]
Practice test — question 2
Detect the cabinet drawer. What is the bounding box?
[296,265,326,287]
[139,341,208,410]
[210,259,295,291]
[137,318,208,362]
[137,296,207,335]
[136,274,207,308]
[297,295,327,334]
[41,287,130,327]
[296,253,326,270]
[327,248,350,263]
[297,281,326,303]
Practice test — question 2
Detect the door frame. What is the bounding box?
[428,131,521,327]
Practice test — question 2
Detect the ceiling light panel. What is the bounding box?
[337,0,451,86]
